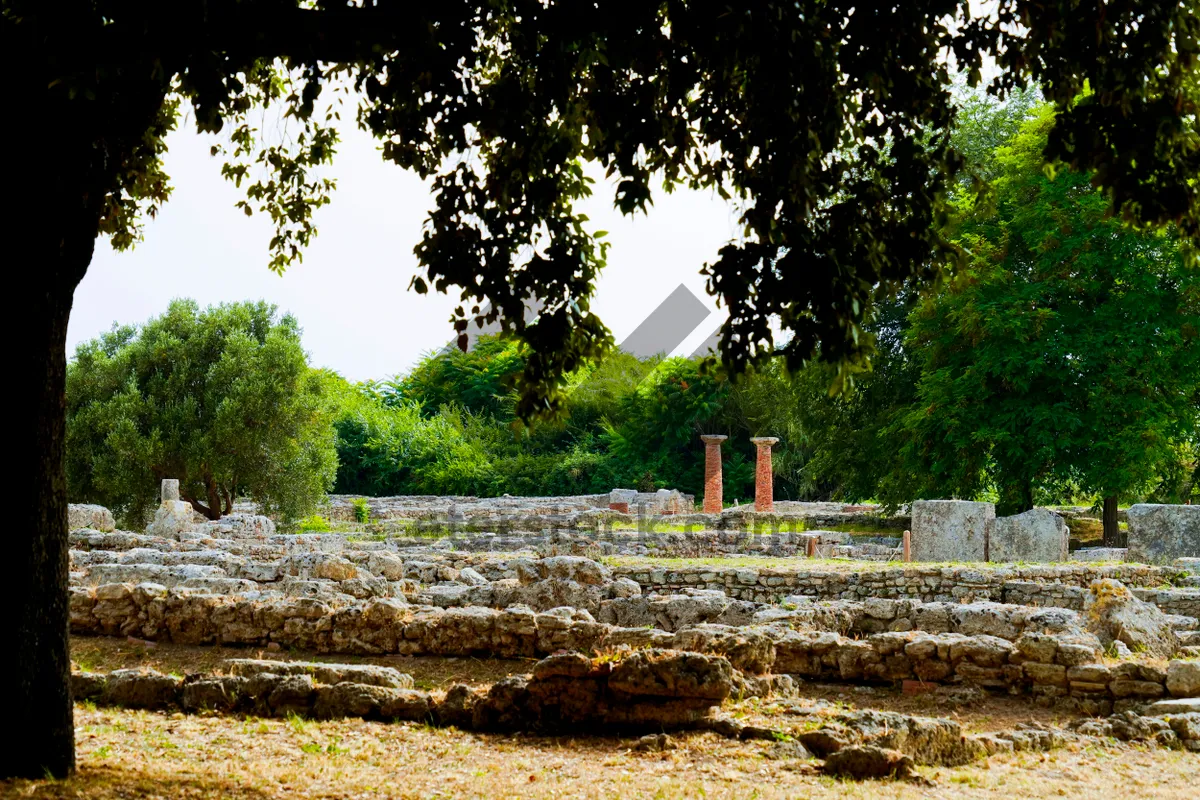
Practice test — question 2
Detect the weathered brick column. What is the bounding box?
[700,435,728,514]
[750,437,779,512]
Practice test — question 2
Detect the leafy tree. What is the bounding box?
[886,106,1200,535]
[384,337,527,419]
[602,358,754,499]
[783,298,923,502]
[332,391,497,497]
[9,0,1200,778]
[66,300,338,526]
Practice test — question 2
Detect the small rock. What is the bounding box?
[459,567,489,586]
[822,745,914,780]
[762,740,812,760]
[633,733,677,752]
[1166,661,1200,698]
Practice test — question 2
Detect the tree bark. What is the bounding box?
[1102,495,1123,547]
[181,493,223,521]
[9,242,93,780]
[5,21,167,773]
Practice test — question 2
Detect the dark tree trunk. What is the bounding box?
[5,8,174,779]
[182,495,223,521]
[1102,495,1123,547]
[9,239,93,780]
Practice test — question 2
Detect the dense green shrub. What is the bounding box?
[66,300,338,527]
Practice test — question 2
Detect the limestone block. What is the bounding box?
[68,503,115,533]
[610,489,638,506]
[910,500,994,562]
[459,567,489,586]
[1166,660,1200,698]
[161,479,180,503]
[1083,579,1179,658]
[1072,548,1128,563]
[988,508,1068,563]
[1127,505,1200,564]
[146,500,195,538]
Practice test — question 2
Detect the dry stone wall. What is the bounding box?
[67,581,1200,706]
[68,660,1200,759]
[72,649,734,732]
[609,563,1190,607]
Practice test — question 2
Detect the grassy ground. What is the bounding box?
[4,708,1196,800]
[3,637,1193,799]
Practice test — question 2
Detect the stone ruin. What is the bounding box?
[1127,504,1200,564]
[62,479,1200,780]
[910,499,1197,566]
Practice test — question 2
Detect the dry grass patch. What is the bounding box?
[730,684,1073,734]
[2,705,1196,799]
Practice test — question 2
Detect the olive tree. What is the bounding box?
[66,299,338,526]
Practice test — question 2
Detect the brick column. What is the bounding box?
[750,437,779,512]
[700,435,728,514]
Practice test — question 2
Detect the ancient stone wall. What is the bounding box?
[609,563,1190,605]
[67,582,1200,708]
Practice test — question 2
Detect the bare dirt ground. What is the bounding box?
[1,637,1195,800]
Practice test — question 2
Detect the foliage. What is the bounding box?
[781,298,923,502]
[884,105,1200,514]
[350,497,370,524]
[382,338,527,419]
[297,514,331,533]
[66,300,338,526]
[18,1,1198,419]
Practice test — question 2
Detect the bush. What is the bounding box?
[297,514,331,533]
[66,300,338,527]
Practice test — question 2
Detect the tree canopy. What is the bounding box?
[884,103,1200,516]
[66,300,338,526]
[13,1,1199,414]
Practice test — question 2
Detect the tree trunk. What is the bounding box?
[4,17,171,777]
[1102,495,1123,547]
[9,255,91,779]
[182,495,223,521]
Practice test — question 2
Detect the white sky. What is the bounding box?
[69,117,740,382]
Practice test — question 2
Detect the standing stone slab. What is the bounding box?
[1127,504,1200,564]
[910,500,994,563]
[988,508,1068,563]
